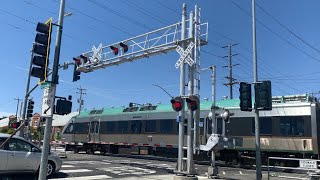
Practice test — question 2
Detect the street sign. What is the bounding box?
[90,43,103,64]
[299,160,317,169]
[41,83,55,117]
[175,42,195,68]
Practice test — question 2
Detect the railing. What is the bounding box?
[267,157,320,180]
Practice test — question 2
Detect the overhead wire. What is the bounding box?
[231,0,320,63]
[255,2,320,55]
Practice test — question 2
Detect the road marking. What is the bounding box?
[50,175,112,180]
[64,161,110,165]
[222,171,226,175]
[98,166,156,175]
[60,169,92,173]
[239,171,243,175]
[61,165,75,168]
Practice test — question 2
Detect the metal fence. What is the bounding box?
[267,157,320,180]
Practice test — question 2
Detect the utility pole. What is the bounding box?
[222,43,239,99]
[77,86,86,113]
[202,65,218,178]
[252,0,261,179]
[14,98,22,120]
[39,0,65,179]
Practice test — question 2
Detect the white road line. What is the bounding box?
[50,175,112,180]
[239,171,243,175]
[61,165,75,168]
[60,169,92,173]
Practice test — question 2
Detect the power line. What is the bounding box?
[231,0,320,63]
[154,0,180,15]
[255,2,320,55]
[87,0,153,31]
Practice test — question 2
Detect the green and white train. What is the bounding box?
[61,94,320,164]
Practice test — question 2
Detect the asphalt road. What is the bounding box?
[0,152,315,180]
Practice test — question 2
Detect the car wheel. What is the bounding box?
[47,161,56,177]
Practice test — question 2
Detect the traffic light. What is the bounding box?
[31,18,53,84]
[72,57,81,82]
[170,97,184,112]
[255,80,272,110]
[239,82,252,111]
[110,45,119,55]
[27,100,35,118]
[55,99,72,115]
[10,121,21,129]
[186,95,199,111]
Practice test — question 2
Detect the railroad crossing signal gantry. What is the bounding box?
[75,21,208,73]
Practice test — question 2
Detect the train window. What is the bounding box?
[118,121,129,134]
[251,117,272,135]
[106,122,116,134]
[64,123,74,134]
[130,120,141,134]
[160,119,174,133]
[280,116,304,136]
[74,122,89,134]
[145,120,157,133]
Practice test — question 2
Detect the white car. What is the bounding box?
[0,133,62,177]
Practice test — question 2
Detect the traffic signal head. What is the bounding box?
[170,96,184,112]
[31,19,53,84]
[255,80,272,110]
[55,99,72,115]
[120,42,128,53]
[186,95,199,111]
[110,46,119,55]
[239,82,252,111]
[27,100,34,118]
[10,121,21,129]
[72,57,81,82]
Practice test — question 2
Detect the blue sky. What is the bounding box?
[1,0,320,117]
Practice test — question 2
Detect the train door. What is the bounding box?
[88,118,101,142]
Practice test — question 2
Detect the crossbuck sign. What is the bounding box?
[175,42,195,68]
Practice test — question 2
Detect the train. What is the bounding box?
[61,94,320,165]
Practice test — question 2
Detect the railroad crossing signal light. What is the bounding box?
[119,42,128,53]
[110,42,129,55]
[72,57,81,82]
[186,95,199,111]
[239,82,252,112]
[10,121,21,129]
[80,55,89,65]
[27,100,34,118]
[255,80,272,110]
[170,97,184,112]
[110,46,119,55]
[55,99,72,115]
[31,18,53,84]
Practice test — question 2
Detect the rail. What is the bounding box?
[267,157,320,180]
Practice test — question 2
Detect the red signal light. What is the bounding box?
[110,46,119,55]
[120,42,128,53]
[171,97,184,112]
[186,95,199,111]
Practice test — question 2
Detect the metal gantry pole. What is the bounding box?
[39,0,65,179]
[187,10,196,175]
[252,0,261,179]
[209,65,218,177]
[18,44,35,137]
[177,3,187,174]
